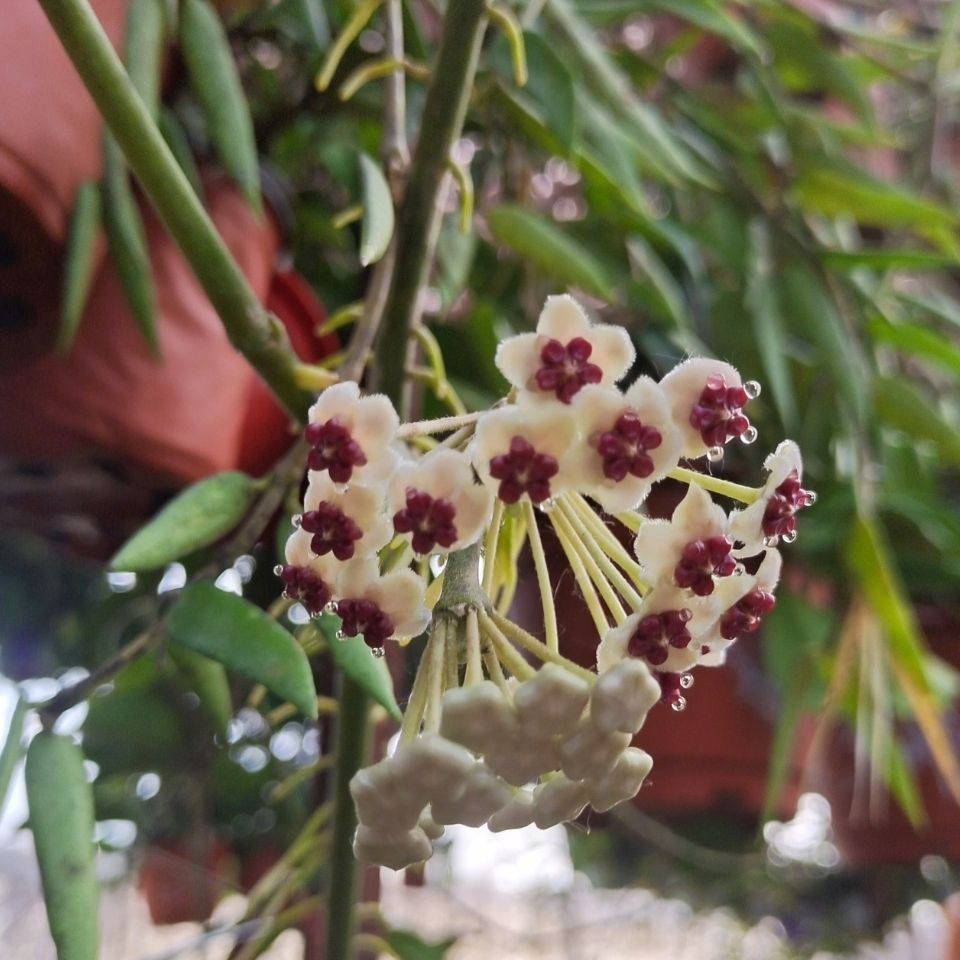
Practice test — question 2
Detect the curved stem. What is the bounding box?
[668,466,760,504]
[483,609,594,682]
[521,500,559,654]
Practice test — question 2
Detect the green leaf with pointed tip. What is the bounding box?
[316,614,402,722]
[25,733,99,960]
[823,249,956,271]
[0,697,27,818]
[868,318,960,379]
[386,929,457,960]
[167,583,318,718]
[56,182,101,355]
[169,646,233,734]
[358,153,394,266]
[873,376,960,469]
[111,471,256,571]
[125,0,166,119]
[488,205,614,299]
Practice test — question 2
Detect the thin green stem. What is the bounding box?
[483,609,595,682]
[668,466,760,504]
[565,494,649,594]
[482,500,505,595]
[480,616,536,681]
[397,411,482,437]
[521,500,559,654]
[464,608,483,686]
[398,633,436,746]
[423,618,449,732]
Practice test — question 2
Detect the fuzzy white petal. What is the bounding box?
[494,332,540,392]
[368,569,431,639]
[307,381,360,424]
[537,294,592,341]
[587,324,636,386]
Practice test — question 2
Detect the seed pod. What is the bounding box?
[57,181,101,354]
[125,0,166,120]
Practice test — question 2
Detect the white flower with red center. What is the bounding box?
[633,484,736,596]
[660,358,757,460]
[275,529,339,616]
[573,380,682,512]
[335,557,430,651]
[597,585,719,675]
[495,295,636,405]
[304,381,399,484]
[388,449,493,555]
[471,405,577,505]
[301,474,392,561]
[729,440,815,552]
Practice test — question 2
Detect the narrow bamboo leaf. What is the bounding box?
[0,697,27,818]
[56,182,101,354]
[869,318,960,378]
[899,289,960,329]
[885,728,926,828]
[487,205,615,299]
[358,153,394,267]
[101,135,159,354]
[645,0,766,58]
[25,733,99,960]
[111,471,256,571]
[316,614,402,722]
[385,929,458,960]
[625,236,687,331]
[823,249,955,271]
[169,646,233,734]
[873,376,960,469]
[167,583,318,718]
[125,0,166,119]
[158,108,204,199]
[180,0,261,212]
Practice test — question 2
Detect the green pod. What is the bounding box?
[56,182,101,354]
[158,107,205,199]
[25,733,99,960]
[101,134,159,355]
[180,0,261,213]
[125,0,166,119]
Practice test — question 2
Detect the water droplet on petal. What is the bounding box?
[292,514,303,528]
[733,563,746,576]
[671,696,687,712]
[763,535,780,548]
[680,673,695,689]
[335,629,347,641]
[281,589,292,600]
[707,446,724,463]
[324,601,338,613]
[744,380,762,399]
[334,483,349,495]
[782,529,798,544]
[273,564,284,576]
[805,490,818,505]
[371,647,386,658]
[740,426,758,445]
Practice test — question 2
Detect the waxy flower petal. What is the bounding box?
[302,474,393,560]
[277,529,340,615]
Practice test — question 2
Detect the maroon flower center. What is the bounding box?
[761,472,815,540]
[720,588,776,641]
[489,436,559,504]
[595,411,662,482]
[337,598,395,650]
[300,503,363,561]
[689,375,750,448]
[277,564,331,616]
[655,671,692,710]
[674,536,736,596]
[534,336,603,403]
[304,417,367,483]
[627,609,692,666]
[393,489,458,554]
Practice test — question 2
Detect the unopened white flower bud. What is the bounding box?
[439,681,516,755]
[487,789,536,832]
[589,747,653,813]
[533,776,591,829]
[558,723,631,782]
[353,824,432,871]
[430,762,512,827]
[513,663,591,739]
[590,658,661,734]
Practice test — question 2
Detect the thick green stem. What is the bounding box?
[37,0,312,417]
[374,0,489,402]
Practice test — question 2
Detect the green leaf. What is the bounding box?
[25,733,99,960]
[0,697,27,818]
[885,738,925,828]
[125,0,166,119]
[385,929,457,960]
[823,249,956,271]
[869,317,960,378]
[645,0,766,59]
[169,646,233,734]
[625,236,687,331]
[111,471,256,571]
[56,182,101,355]
[166,582,318,718]
[158,107,204,199]
[358,152,394,266]
[873,376,960,468]
[180,0,261,212]
[487,205,615,299]
[316,614,402,722]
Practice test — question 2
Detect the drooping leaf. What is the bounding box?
[644,0,766,59]
[873,376,960,469]
[487,205,615,299]
[386,929,458,960]
[110,471,256,571]
[56,182,101,354]
[316,614,402,722]
[169,646,233,734]
[166,582,318,718]
[0,697,27,818]
[868,318,960,379]
[125,0,167,119]
[25,733,99,960]
[358,152,394,266]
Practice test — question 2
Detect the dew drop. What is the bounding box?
[707,446,724,463]
[763,535,780,548]
[805,490,818,505]
[733,563,746,576]
[679,673,695,689]
[334,483,348,495]
[744,380,762,399]
[292,514,303,528]
[538,498,557,514]
[273,564,284,576]
[740,426,758,445]
[281,589,292,600]
[671,696,687,712]
[782,529,798,544]
[324,601,338,613]
[335,629,347,641]
[371,647,386,658]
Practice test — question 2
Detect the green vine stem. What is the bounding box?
[36,0,312,418]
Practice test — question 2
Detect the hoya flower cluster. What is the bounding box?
[276,295,815,870]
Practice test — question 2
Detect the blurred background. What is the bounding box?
[2,0,960,956]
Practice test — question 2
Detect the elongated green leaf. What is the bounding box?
[56,182,101,354]
[111,471,255,571]
[102,135,158,354]
[386,929,457,960]
[180,0,261,212]
[358,153,394,267]
[823,249,956,271]
[315,614,401,721]
[885,731,925,828]
[167,583,318,718]
[25,733,98,960]
[125,0,166,119]
[169,646,233,734]
[0,697,27,818]
[158,108,204,199]
[625,236,687,331]
[488,205,614,299]
[645,0,766,58]
[869,318,960,378]
[873,376,960,468]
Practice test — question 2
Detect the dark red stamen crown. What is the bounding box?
[720,588,776,641]
[627,609,692,666]
[337,598,395,649]
[393,489,458,554]
[761,472,815,540]
[278,565,331,616]
[596,411,662,482]
[656,671,685,708]
[689,375,750,448]
[489,436,559,504]
[674,536,736,596]
[304,417,367,483]
[534,336,603,403]
[300,503,363,561]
